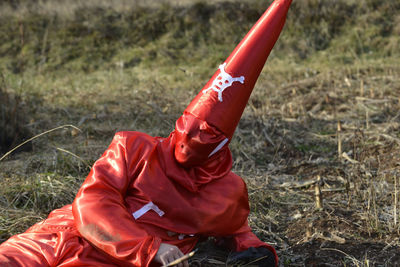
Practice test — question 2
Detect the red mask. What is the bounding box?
[174,113,228,168]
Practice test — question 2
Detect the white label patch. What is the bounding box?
[202,63,245,102]
[208,138,229,158]
[132,202,165,220]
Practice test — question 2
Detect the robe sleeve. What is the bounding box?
[227,222,278,265]
[215,174,278,266]
[72,132,161,267]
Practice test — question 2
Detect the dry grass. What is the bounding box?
[0,0,242,19]
[237,58,400,265]
[0,0,399,265]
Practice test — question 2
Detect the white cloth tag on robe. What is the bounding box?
[132,201,165,220]
[208,138,229,157]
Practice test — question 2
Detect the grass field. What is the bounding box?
[1,0,400,265]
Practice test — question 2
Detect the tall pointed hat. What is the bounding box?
[185,0,292,139]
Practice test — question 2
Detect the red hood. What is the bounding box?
[157,132,232,193]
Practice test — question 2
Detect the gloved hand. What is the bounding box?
[227,247,276,267]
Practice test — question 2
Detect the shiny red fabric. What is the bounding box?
[0,131,277,266]
[185,0,292,138]
[0,205,117,267]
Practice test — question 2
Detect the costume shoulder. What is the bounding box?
[114,131,158,150]
[207,170,249,207]
[112,131,160,171]
[221,171,250,208]
[226,171,247,190]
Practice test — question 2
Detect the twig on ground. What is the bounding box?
[0,124,81,162]
[341,152,359,164]
[315,175,323,210]
[163,249,197,267]
[55,147,91,169]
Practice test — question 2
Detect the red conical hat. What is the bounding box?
[185,0,292,139]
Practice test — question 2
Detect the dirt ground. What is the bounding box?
[187,68,400,266]
[1,1,400,266]
[2,66,400,267]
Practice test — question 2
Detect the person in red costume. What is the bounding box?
[0,0,292,266]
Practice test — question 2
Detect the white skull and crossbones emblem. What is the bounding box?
[202,63,245,102]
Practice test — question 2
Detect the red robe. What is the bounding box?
[0,131,277,266]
